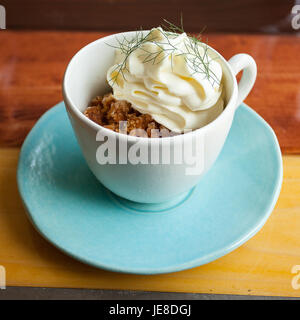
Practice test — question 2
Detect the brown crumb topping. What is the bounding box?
[84,93,178,138]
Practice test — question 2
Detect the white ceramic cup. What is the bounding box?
[63,31,257,203]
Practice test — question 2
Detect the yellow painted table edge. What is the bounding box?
[0,148,300,297]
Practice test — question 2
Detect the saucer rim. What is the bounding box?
[17,102,283,275]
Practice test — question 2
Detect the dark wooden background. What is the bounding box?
[1,0,300,33]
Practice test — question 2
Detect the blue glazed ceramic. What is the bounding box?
[17,102,282,274]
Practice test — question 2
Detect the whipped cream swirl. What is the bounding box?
[107,27,224,133]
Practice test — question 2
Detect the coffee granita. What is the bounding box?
[84,93,175,138]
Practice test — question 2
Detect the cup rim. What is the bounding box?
[63,30,238,143]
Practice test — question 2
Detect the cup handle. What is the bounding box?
[228,53,257,109]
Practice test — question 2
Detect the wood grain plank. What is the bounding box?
[0,31,300,153]
[0,148,299,297]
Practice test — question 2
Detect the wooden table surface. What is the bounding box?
[0,31,300,297]
[1,31,300,153]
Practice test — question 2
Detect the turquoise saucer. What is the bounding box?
[17,102,282,274]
